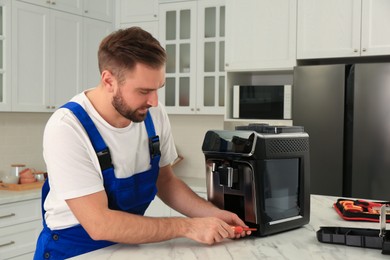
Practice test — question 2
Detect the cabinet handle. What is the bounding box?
[196,108,200,111]
[354,49,358,53]
[154,14,157,18]
[46,0,50,3]
[46,106,51,109]
[0,241,15,248]
[0,213,15,219]
[51,106,56,109]
[362,48,367,52]
[51,1,56,5]
[85,10,89,13]
[225,63,229,67]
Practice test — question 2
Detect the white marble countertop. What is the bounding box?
[0,188,41,205]
[70,195,390,260]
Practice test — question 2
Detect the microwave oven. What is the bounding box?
[232,85,292,119]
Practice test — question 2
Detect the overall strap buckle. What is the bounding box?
[149,135,161,158]
[97,148,114,171]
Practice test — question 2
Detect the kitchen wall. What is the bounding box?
[169,114,224,180]
[0,112,224,181]
[0,113,51,180]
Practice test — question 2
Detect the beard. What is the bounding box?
[112,88,149,123]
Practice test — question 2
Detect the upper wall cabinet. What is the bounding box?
[116,0,159,39]
[0,0,11,111]
[196,0,225,115]
[225,0,297,72]
[18,0,113,21]
[297,0,390,59]
[158,1,197,114]
[83,0,113,22]
[17,0,84,15]
[12,1,112,112]
[12,2,83,112]
[82,18,113,91]
[158,0,225,115]
[118,0,158,23]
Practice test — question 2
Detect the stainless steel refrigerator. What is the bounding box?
[293,63,390,200]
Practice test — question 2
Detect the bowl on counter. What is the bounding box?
[2,174,19,184]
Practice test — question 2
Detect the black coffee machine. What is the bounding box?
[202,124,310,236]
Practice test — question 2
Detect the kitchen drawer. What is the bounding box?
[0,219,42,259]
[8,252,34,260]
[0,199,41,228]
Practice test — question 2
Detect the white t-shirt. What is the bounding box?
[43,92,178,230]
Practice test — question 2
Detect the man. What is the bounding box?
[34,27,250,259]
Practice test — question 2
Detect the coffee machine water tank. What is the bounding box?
[202,124,310,236]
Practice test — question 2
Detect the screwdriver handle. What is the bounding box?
[232,226,257,234]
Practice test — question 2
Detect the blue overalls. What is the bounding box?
[34,102,161,259]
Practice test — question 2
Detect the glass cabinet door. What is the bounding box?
[0,0,10,111]
[159,1,197,114]
[197,0,225,114]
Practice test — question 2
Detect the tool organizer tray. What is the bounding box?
[317,226,390,254]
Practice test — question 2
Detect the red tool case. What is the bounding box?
[334,198,390,223]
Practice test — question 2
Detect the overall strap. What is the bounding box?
[144,111,161,160]
[61,102,113,171]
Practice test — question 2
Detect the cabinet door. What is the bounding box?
[50,10,83,109]
[159,1,197,114]
[297,0,362,59]
[18,0,83,15]
[0,220,42,259]
[196,0,225,115]
[119,0,158,23]
[83,0,113,22]
[361,0,390,56]
[0,0,11,111]
[82,18,112,91]
[225,0,297,71]
[50,0,83,15]
[12,2,50,112]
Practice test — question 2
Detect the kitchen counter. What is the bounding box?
[70,195,390,260]
[0,188,41,205]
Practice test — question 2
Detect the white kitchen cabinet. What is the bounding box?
[196,0,225,115]
[12,1,83,112]
[83,0,113,22]
[82,18,113,91]
[118,0,158,23]
[360,0,390,56]
[158,1,197,114]
[17,0,113,22]
[225,0,297,71]
[297,0,390,59]
[158,0,226,115]
[0,198,42,259]
[17,0,83,15]
[0,0,11,111]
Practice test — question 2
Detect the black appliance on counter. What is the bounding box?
[293,63,390,200]
[202,124,310,236]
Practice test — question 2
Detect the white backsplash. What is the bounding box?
[168,114,224,180]
[0,112,224,182]
[0,112,51,180]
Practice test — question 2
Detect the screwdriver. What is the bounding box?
[232,226,257,234]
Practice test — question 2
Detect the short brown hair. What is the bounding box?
[98,27,166,84]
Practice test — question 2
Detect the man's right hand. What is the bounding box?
[182,217,236,245]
